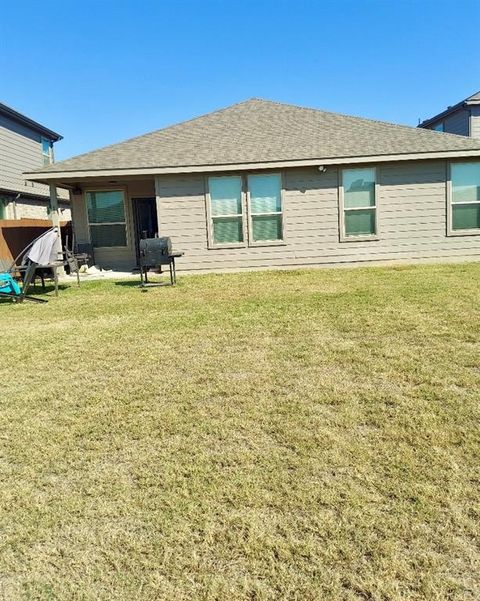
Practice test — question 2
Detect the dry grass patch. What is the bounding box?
[0,263,479,600]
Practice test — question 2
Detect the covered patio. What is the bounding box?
[42,175,161,272]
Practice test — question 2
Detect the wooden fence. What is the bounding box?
[0,219,70,269]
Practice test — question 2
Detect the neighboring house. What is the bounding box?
[418,91,480,139]
[0,102,70,220]
[26,99,480,272]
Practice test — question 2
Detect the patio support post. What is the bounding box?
[154,176,162,235]
[49,184,64,271]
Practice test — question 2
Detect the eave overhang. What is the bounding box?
[24,148,480,187]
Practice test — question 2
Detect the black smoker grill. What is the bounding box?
[139,237,183,286]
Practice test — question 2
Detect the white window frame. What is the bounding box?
[247,173,285,247]
[85,187,129,249]
[205,175,247,249]
[41,137,53,165]
[339,167,379,242]
[447,162,480,237]
[206,173,286,249]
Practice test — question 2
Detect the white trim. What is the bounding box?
[85,187,130,249]
[205,175,246,249]
[447,161,480,237]
[24,149,480,184]
[41,136,53,166]
[339,167,379,242]
[246,172,285,246]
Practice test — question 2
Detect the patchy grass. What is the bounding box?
[0,263,479,600]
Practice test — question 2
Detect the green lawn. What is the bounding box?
[1,264,479,600]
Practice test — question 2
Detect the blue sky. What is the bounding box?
[1,0,479,161]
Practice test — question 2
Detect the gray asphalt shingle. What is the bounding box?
[34,99,480,174]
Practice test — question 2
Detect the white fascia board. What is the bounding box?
[24,148,480,183]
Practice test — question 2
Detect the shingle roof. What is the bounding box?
[32,99,480,175]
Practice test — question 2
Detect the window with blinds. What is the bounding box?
[207,174,284,247]
[86,190,127,247]
[248,174,283,242]
[341,168,377,239]
[208,176,244,245]
[450,163,480,232]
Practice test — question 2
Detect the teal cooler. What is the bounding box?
[0,273,21,296]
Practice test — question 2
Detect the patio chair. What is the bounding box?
[0,227,61,303]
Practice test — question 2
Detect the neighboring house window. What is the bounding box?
[248,174,283,243]
[208,176,244,245]
[0,198,6,220]
[433,122,444,132]
[86,190,127,247]
[41,137,53,165]
[340,168,377,240]
[206,174,284,247]
[449,163,480,233]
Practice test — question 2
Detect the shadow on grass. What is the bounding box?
[0,283,70,304]
[115,279,174,288]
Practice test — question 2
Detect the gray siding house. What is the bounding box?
[0,102,70,220]
[26,99,480,272]
[418,91,480,139]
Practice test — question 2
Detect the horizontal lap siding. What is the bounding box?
[71,180,155,270]
[156,161,480,273]
[443,110,470,136]
[471,106,480,140]
[0,114,68,200]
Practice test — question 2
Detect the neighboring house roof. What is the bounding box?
[26,99,480,181]
[419,91,480,128]
[0,101,63,142]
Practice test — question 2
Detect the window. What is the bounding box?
[206,174,284,247]
[433,122,444,132]
[208,176,244,245]
[248,174,283,242]
[450,162,480,233]
[86,190,127,247]
[41,137,53,165]
[341,168,377,239]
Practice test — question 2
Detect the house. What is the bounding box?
[25,99,480,273]
[0,102,70,220]
[418,91,480,139]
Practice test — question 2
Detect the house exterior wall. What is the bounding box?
[71,179,154,269]
[470,106,480,139]
[156,160,480,272]
[70,160,480,272]
[423,109,470,136]
[422,106,480,140]
[1,193,70,220]
[0,111,69,215]
[443,110,470,136]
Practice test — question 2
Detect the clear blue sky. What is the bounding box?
[1,0,479,161]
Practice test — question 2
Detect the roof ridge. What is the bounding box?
[30,97,480,176]
[247,97,474,138]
